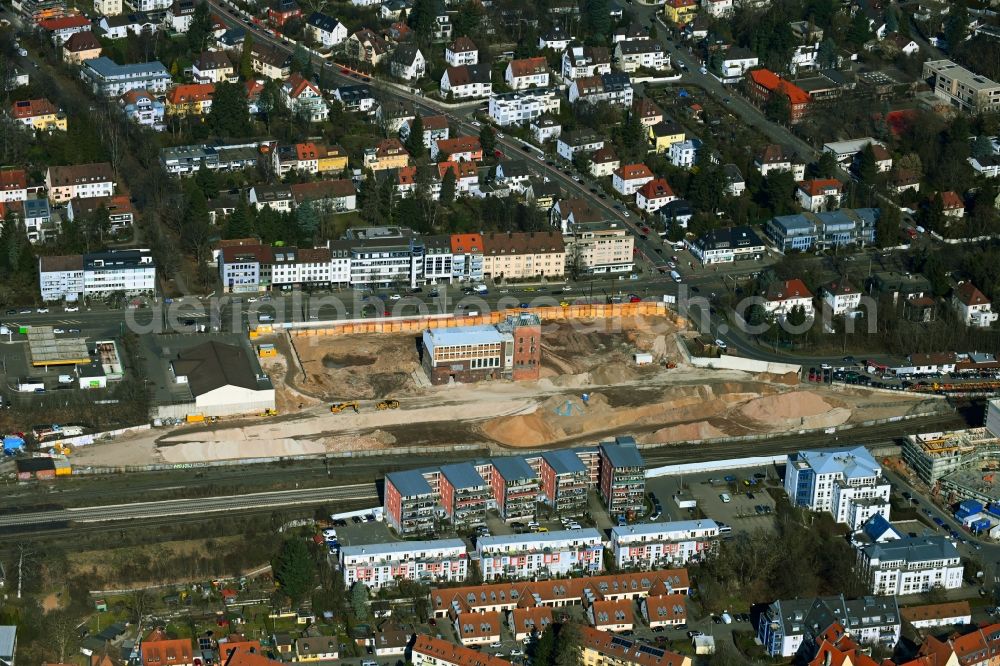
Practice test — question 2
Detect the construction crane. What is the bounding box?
[330,401,360,414]
[376,400,400,410]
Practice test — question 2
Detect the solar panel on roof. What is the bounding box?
[639,645,664,657]
[610,636,632,650]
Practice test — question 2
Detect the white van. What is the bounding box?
[669,270,682,283]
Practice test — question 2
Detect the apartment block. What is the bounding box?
[564,221,635,275]
[610,520,718,569]
[40,249,155,301]
[384,468,440,536]
[45,162,115,203]
[476,529,604,580]
[439,463,492,528]
[340,539,468,590]
[411,635,511,666]
[579,626,690,666]
[758,595,900,658]
[599,437,646,516]
[490,456,541,520]
[539,449,589,515]
[923,59,1000,114]
[784,446,891,529]
[856,536,963,596]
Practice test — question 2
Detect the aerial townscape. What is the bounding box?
[7,0,1000,662]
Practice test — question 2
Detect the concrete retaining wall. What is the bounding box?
[688,355,801,375]
[647,454,787,478]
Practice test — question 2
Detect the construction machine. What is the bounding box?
[260,408,278,417]
[330,401,360,414]
[376,399,400,410]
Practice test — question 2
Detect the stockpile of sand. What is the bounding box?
[159,438,326,463]
[294,334,421,399]
[739,391,851,429]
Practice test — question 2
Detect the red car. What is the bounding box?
[629,296,641,303]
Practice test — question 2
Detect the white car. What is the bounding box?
[53,328,66,334]
[472,120,481,127]
[720,493,731,503]
[820,363,831,370]
[497,133,505,139]
[64,306,79,312]
[510,650,523,657]
[322,528,338,540]
[36,307,49,313]
[247,297,258,303]
[715,339,727,350]
[562,285,571,291]
[389,294,401,300]
[490,642,502,649]
[622,211,630,218]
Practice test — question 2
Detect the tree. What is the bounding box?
[405,114,426,158]
[885,7,899,33]
[814,151,838,178]
[973,135,994,161]
[194,164,218,198]
[350,581,370,621]
[876,205,900,248]
[818,37,838,69]
[224,201,254,239]
[479,124,496,157]
[187,1,213,52]
[554,623,582,666]
[408,0,436,40]
[571,150,592,176]
[920,192,946,233]
[618,111,647,163]
[274,538,315,602]
[856,142,878,186]
[440,167,456,204]
[291,43,313,77]
[240,34,255,80]
[847,11,871,47]
[765,92,790,125]
[296,200,320,241]
[584,0,611,41]
[945,1,970,50]
[208,81,253,137]
[45,611,79,664]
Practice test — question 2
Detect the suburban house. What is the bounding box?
[346,29,390,65]
[952,282,997,328]
[531,117,562,143]
[192,50,235,84]
[45,163,115,203]
[488,89,561,127]
[119,89,164,128]
[764,278,815,319]
[11,98,66,132]
[632,97,663,127]
[561,44,611,80]
[445,36,478,66]
[648,119,685,154]
[668,138,701,169]
[539,26,571,51]
[796,178,844,212]
[635,178,676,213]
[613,39,669,72]
[822,278,862,316]
[62,31,102,64]
[589,146,620,178]
[305,12,347,48]
[363,138,410,172]
[281,74,328,122]
[940,191,965,218]
[663,0,697,24]
[165,83,215,116]
[39,14,92,45]
[755,143,805,179]
[568,72,633,107]
[401,115,450,149]
[440,64,492,99]
[391,45,426,81]
[688,226,766,265]
[432,136,482,162]
[612,163,654,195]
[250,44,291,79]
[556,131,604,161]
[505,57,549,89]
[719,47,758,81]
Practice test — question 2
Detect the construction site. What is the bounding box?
[64,306,952,468]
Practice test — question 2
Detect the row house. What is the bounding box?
[508,607,552,642]
[268,246,338,290]
[613,39,669,72]
[401,114,450,149]
[0,169,26,202]
[429,569,690,617]
[159,141,269,176]
[580,626,689,666]
[589,598,634,633]
[445,36,478,67]
[556,131,604,162]
[480,230,564,280]
[489,89,560,127]
[453,612,502,648]
[505,57,549,90]
[305,11,347,48]
[611,521,718,569]
[440,64,491,99]
[339,539,468,590]
[568,72,633,107]
[476,529,603,580]
[45,162,115,203]
[411,635,511,666]
[451,233,484,282]
[641,594,688,629]
[562,44,611,80]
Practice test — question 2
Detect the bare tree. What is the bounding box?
[45,611,80,663]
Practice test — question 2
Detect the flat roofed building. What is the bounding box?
[340,538,468,590]
[476,528,604,580]
[540,449,589,515]
[610,520,718,568]
[599,437,645,515]
[167,340,275,417]
[923,59,1000,114]
[384,468,439,535]
[439,462,491,528]
[490,456,540,520]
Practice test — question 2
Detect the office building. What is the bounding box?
[421,314,541,385]
[784,446,891,529]
[923,60,1000,114]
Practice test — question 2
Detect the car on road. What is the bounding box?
[622,211,630,217]
[720,493,731,503]
[490,642,502,649]
[723,97,731,104]
[598,193,607,198]
[573,175,582,182]
[389,294,401,300]
[519,302,530,308]
[715,338,727,350]
[340,68,350,74]
[69,328,80,333]
[322,528,337,539]
[510,650,523,657]
[352,516,363,523]
[53,328,65,334]
[19,308,30,314]
[471,120,481,127]
[820,363,831,369]
[36,307,49,313]
[639,234,647,240]
[687,631,703,639]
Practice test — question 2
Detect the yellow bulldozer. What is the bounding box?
[260,408,278,417]
[376,399,400,410]
[330,401,360,414]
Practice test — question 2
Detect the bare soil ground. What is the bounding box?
[71,317,947,465]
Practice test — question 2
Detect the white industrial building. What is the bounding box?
[610,520,719,569]
[476,529,604,580]
[159,340,276,419]
[785,446,891,529]
[856,536,963,596]
[340,539,469,590]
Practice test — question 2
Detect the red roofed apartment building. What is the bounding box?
[141,630,194,666]
[747,69,811,123]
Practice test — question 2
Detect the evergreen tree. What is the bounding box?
[876,205,900,248]
[764,91,791,125]
[194,164,219,198]
[208,81,253,137]
[856,143,878,186]
[847,11,871,47]
[187,1,213,53]
[618,111,647,163]
[814,151,838,178]
[585,0,610,42]
[818,37,838,69]
[408,0,436,40]
[885,7,899,33]
[359,170,379,223]
[296,200,320,241]
[440,167,456,204]
[224,202,254,239]
[291,43,313,77]
[240,34,255,80]
[571,150,591,177]
[274,539,314,602]
[945,1,970,49]
[181,182,212,262]
[479,124,496,157]
[554,624,582,666]
[973,135,995,161]
[405,114,426,158]
[350,582,370,621]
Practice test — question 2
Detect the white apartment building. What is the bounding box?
[822,279,862,316]
[340,539,469,590]
[611,520,718,569]
[785,446,890,529]
[39,255,84,302]
[613,39,669,72]
[488,89,560,127]
[668,139,701,169]
[857,536,963,596]
[763,278,815,320]
[719,48,757,80]
[612,164,654,195]
[476,529,604,580]
[952,282,998,328]
[561,44,611,80]
[42,249,157,301]
[565,222,635,274]
[556,131,604,161]
[45,163,115,204]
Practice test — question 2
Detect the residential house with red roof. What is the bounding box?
[952,282,997,328]
[822,278,862,316]
[507,607,552,642]
[635,178,676,213]
[119,89,164,128]
[451,232,484,282]
[273,142,321,175]
[0,169,27,202]
[140,630,194,666]
[579,626,690,666]
[438,161,479,194]
[432,136,482,162]
[764,278,814,319]
[401,114,450,149]
[588,598,635,632]
[663,0,697,24]
[11,98,66,132]
[411,635,511,666]
[39,14,91,44]
[505,57,549,90]
[281,74,328,122]
[940,190,965,218]
[612,163,654,195]
[452,611,502,647]
[747,69,811,123]
[345,28,389,65]
[267,0,301,27]
[640,594,687,629]
[796,178,843,212]
[165,83,215,116]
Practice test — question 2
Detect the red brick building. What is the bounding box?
[421,313,541,385]
[746,68,811,123]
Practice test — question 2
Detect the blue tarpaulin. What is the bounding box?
[2,436,24,453]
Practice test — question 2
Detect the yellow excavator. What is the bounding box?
[330,401,360,414]
[376,399,400,410]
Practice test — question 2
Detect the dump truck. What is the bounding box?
[330,401,360,414]
[376,400,400,410]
